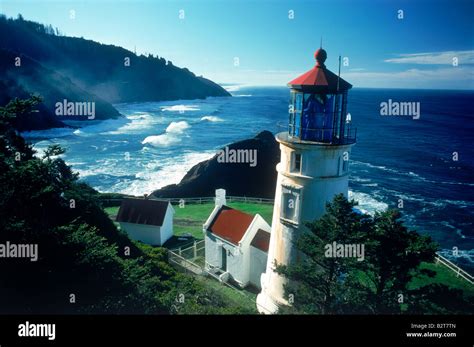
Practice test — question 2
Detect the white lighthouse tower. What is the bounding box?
[257,48,356,314]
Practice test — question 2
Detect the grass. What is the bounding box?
[409,262,474,298]
[173,203,215,239]
[104,206,119,217]
[355,261,474,301]
[104,206,120,228]
[196,275,258,313]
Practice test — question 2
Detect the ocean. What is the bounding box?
[22,86,474,271]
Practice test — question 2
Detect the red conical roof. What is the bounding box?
[288,49,352,93]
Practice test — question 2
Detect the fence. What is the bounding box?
[168,249,203,275]
[100,195,274,207]
[435,253,474,285]
[168,196,274,205]
[171,240,205,266]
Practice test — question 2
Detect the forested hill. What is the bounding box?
[0,15,230,130]
[0,15,230,103]
[0,48,122,131]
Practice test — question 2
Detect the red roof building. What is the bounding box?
[204,201,272,289]
[209,206,254,245]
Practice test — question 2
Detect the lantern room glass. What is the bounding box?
[288,90,348,143]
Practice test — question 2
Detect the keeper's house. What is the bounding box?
[204,193,271,289]
[116,198,174,246]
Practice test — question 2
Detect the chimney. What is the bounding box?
[215,189,226,207]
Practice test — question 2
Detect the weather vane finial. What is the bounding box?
[320,37,323,48]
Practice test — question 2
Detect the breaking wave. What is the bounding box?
[141,121,190,147]
[161,105,200,112]
[201,116,224,122]
[349,190,389,216]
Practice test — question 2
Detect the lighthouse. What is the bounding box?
[256,48,356,314]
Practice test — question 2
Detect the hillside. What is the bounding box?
[0,15,230,104]
[0,49,122,131]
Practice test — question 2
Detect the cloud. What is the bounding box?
[212,63,474,90]
[342,66,474,89]
[384,50,474,65]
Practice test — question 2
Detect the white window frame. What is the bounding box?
[280,185,301,225]
[342,157,349,173]
[290,152,302,174]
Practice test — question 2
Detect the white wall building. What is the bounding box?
[257,48,357,314]
[204,190,271,289]
[116,198,174,246]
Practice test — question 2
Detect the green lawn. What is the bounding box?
[104,206,120,228]
[104,206,119,218]
[173,203,214,239]
[409,262,474,298]
[355,261,474,301]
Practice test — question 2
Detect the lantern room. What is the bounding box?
[286,48,356,145]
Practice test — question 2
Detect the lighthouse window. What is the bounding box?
[295,93,303,112]
[291,152,302,173]
[343,158,349,172]
[281,186,300,223]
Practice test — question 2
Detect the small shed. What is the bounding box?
[116,198,174,246]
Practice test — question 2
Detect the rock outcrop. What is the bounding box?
[152,131,280,199]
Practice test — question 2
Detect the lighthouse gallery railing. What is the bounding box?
[276,121,357,145]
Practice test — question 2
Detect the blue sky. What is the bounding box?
[1,0,473,89]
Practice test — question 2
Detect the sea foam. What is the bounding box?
[349,190,389,216]
[141,121,190,147]
[161,105,200,112]
[201,116,224,122]
[117,151,215,196]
